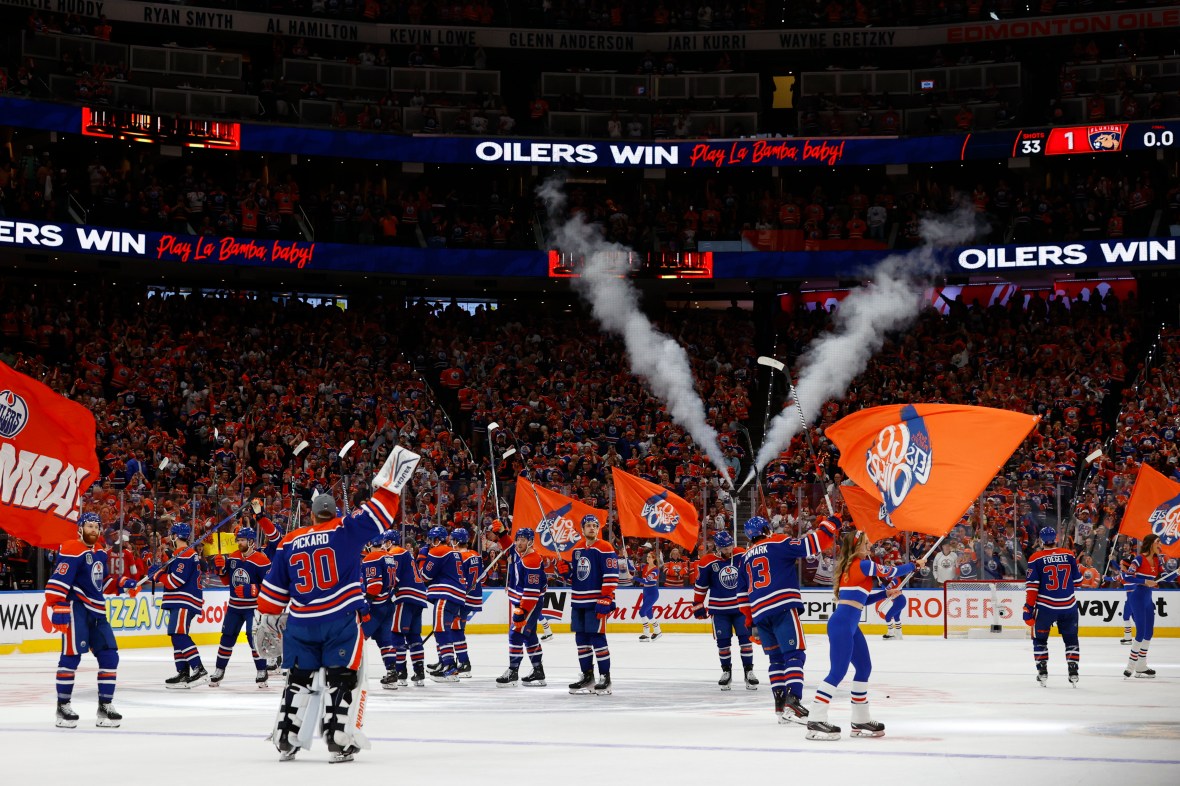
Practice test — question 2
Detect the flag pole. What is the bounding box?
[896,534,946,590]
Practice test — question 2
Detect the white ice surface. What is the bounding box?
[1,633,1178,784]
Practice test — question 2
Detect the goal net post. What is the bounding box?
[942,579,1030,639]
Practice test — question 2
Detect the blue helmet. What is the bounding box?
[714,531,735,549]
[236,526,257,542]
[1040,526,1057,545]
[170,521,193,541]
[381,529,401,546]
[744,516,770,542]
[515,527,535,543]
[451,527,470,544]
[581,514,601,528]
[78,512,102,528]
[427,526,449,542]
[368,534,385,548]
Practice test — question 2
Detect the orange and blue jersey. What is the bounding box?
[362,549,395,606]
[256,515,283,560]
[420,545,468,605]
[258,498,389,623]
[158,547,204,612]
[218,550,271,611]
[570,538,619,609]
[1124,554,1161,602]
[507,550,547,614]
[692,549,746,612]
[459,548,484,612]
[739,527,836,623]
[388,545,428,609]
[837,559,915,605]
[45,541,108,617]
[1024,547,1081,611]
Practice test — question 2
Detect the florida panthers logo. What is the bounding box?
[640,492,680,534]
[1147,493,1180,546]
[1087,125,1123,151]
[866,405,933,527]
[719,564,740,590]
[576,556,592,582]
[537,503,580,555]
[0,390,29,438]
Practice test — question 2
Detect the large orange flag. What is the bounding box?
[841,482,912,543]
[611,467,700,551]
[511,477,607,561]
[826,404,1038,538]
[1118,463,1180,558]
[0,362,99,548]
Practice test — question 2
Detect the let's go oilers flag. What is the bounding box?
[826,404,1038,537]
[0,362,99,548]
[511,477,607,561]
[840,482,921,543]
[611,467,700,551]
[1118,463,1180,558]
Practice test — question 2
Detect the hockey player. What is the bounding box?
[361,534,398,689]
[451,527,483,678]
[805,529,922,741]
[739,515,838,723]
[44,512,122,728]
[255,445,419,763]
[152,521,209,688]
[384,529,429,686]
[568,514,619,695]
[1123,534,1162,679]
[1022,526,1082,687]
[419,525,468,682]
[693,530,757,690]
[880,577,905,640]
[209,526,271,688]
[497,527,547,687]
[637,550,662,641]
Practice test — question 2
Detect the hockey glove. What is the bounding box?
[212,554,227,571]
[511,606,528,633]
[817,518,840,539]
[49,604,71,633]
[374,445,422,496]
[692,603,709,620]
[1022,604,1035,626]
[595,598,615,619]
[253,612,285,659]
[251,498,263,516]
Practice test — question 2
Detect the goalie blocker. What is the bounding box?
[255,445,421,763]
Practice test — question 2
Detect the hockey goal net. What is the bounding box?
[943,579,1030,639]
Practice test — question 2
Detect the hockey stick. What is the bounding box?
[756,355,835,515]
[339,439,356,515]
[1065,447,1104,548]
[131,500,252,595]
[287,440,309,534]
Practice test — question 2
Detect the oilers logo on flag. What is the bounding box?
[576,556,592,582]
[719,564,740,590]
[1146,492,1180,546]
[0,389,29,438]
[866,405,933,526]
[640,492,680,534]
[537,503,580,555]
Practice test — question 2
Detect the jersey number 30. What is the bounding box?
[291,548,340,593]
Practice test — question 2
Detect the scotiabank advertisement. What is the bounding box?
[2,588,1172,653]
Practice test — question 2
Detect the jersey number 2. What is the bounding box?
[291,548,340,593]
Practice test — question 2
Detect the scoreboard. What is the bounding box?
[969,121,1178,160]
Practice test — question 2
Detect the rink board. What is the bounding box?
[1,587,1174,653]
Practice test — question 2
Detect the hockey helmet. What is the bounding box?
[744,516,770,542]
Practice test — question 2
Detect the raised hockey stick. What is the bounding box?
[756,355,835,515]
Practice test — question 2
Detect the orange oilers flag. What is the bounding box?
[826,404,1039,538]
[611,467,700,551]
[841,482,913,543]
[511,477,607,561]
[1118,463,1180,558]
[0,362,99,548]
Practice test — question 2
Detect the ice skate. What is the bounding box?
[496,667,519,687]
[639,631,651,642]
[96,701,122,728]
[593,673,612,695]
[540,623,554,641]
[430,664,459,683]
[256,669,270,688]
[186,666,210,687]
[569,671,595,694]
[456,662,472,679]
[882,632,895,640]
[55,700,78,729]
[718,669,733,690]
[329,750,355,764]
[380,669,399,690]
[208,668,225,687]
[806,721,841,741]
[1036,663,1048,687]
[778,692,809,725]
[1134,666,1156,679]
[650,629,662,641]
[522,665,546,687]
[851,720,885,737]
[411,666,426,687]
[164,667,191,690]
[744,667,759,690]
[396,668,408,687]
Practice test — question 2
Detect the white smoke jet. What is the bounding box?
[754,205,982,472]
[538,178,734,487]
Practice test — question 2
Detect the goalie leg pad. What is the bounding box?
[271,668,318,754]
[321,666,371,755]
